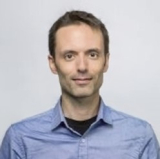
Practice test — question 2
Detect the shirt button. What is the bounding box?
[81,138,86,143]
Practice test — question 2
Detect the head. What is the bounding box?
[49,10,109,59]
[48,10,110,99]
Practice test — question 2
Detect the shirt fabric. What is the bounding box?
[0,98,160,159]
[65,115,97,135]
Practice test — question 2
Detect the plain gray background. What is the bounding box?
[0,0,160,143]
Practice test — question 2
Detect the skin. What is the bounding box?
[48,23,109,121]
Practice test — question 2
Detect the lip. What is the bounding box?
[72,78,92,85]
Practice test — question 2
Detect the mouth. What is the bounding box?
[72,78,92,85]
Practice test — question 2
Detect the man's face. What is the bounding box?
[49,23,109,98]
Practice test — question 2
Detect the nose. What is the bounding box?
[76,54,88,73]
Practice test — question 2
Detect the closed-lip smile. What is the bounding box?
[72,78,92,85]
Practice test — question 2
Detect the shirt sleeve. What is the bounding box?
[0,125,24,159]
[140,124,160,159]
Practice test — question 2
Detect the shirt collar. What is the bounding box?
[96,98,113,125]
[51,98,66,130]
[51,97,113,130]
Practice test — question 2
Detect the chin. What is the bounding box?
[62,86,98,98]
[73,94,91,98]
[71,90,95,98]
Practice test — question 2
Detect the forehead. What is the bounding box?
[55,23,104,51]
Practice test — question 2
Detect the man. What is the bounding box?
[0,10,159,159]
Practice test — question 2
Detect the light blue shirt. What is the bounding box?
[0,98,160,159]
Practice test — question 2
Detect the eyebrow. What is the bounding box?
[85,48,101,54]
[61,50,77,55]
[61,48,102,54]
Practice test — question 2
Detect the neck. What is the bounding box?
[61,93,100,121]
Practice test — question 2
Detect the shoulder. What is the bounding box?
[0,109,54,158]
[110,106,148,125]
[105,105,160,151]
[105,105,155,138]
[8,108,55,138]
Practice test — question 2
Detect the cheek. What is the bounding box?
[90,64,105,84]
[57,64,74,80]
[90,62,105,75]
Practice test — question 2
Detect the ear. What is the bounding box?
[103,53,110,73]
[48,55,57,74]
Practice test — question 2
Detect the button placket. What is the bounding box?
[78,137,88,159]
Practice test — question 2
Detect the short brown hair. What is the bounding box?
[49,10,109,58]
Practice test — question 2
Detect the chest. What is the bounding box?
[23,132,143,159]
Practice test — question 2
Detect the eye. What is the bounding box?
[64,53,74,61]
[89,51,98,59]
